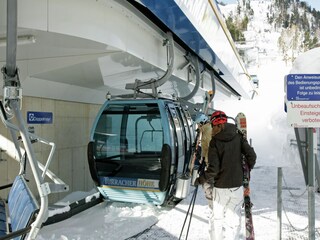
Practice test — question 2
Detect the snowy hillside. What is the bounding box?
[36,1,320,239]
[220,0,320,68]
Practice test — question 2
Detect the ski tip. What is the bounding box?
[235,112,247,129]
[235,112,246,118]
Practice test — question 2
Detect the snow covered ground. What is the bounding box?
[37,1,320,239]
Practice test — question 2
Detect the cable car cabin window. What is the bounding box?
[177,107,190,152]
[184,109,195,143]
[177,107,192,172]
[93,103,164,179]
[168,105,185,174]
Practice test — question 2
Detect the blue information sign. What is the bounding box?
[287,74,320,101]
[27,111,53,124]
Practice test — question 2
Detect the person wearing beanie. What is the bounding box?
[195,110,256,240]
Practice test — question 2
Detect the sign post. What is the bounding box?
[285,74,319,240]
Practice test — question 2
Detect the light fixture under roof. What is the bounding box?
[0,34,36,47]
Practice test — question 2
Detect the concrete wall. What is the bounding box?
[0,96,102,204]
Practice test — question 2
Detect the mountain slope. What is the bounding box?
[220,0,319,67]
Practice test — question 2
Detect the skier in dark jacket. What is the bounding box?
[195,110,256,240]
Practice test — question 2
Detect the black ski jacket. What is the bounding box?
[203,123,256,188]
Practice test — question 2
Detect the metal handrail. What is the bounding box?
[0,101,68,187]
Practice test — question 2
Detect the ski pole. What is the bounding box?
[185,186,198,240]
[178,185,198,240]
[179,159,205,240]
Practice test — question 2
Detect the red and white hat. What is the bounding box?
[210,110,227,126]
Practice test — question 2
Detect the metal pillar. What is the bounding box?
[6,0,17,75]
[307,128,315,240]
[294,128,307,184]
[277,167,282,240]
[3,1,48,239]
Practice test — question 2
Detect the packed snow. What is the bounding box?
[37,1,320,239]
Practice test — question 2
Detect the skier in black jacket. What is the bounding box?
[195,110,256,240]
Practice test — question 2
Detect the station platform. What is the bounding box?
[129,163,320,240]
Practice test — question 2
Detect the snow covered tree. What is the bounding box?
[278,25,303,64]
[226,15,246,42]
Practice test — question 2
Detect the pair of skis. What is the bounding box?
[235,112,255,240]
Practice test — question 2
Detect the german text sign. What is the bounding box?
[287,74,320,101]
[286,74,320,128]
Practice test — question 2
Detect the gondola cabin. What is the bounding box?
[87,98,195,205]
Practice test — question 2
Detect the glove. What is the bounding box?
[194,178,201,186]
[194,176,205,186]
[244,187,251,197]
[203,182,213,201]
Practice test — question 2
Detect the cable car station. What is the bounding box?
[0,1,256,239]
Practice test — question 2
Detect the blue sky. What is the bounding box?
[221,0,320,11]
